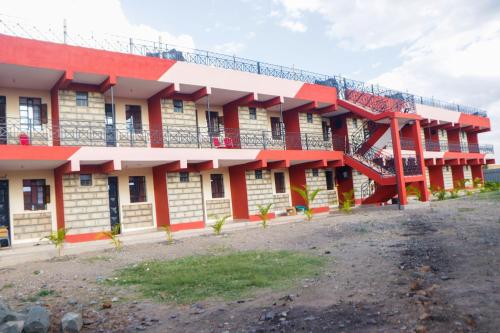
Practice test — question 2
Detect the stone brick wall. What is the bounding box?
[305,169,329,208]
[443,166,453,190]
[352,169,369,201]
[459,130,468,152]
[273,193,291,211]
[206,199,231,218]
[63,173,110,234]
[12,212,52,240]
[167,172,204,224]
[59,90,106,146]
[420,128,426,149]
[463,165,472,183]
[245,170,274,215]
[161,99,198,148]
[346,117,366,138]
[327,190,338,208]
[238,107,282,149]
[438,129,448,143]
[122,203,154,229]
[425,167,431,187]
[299,113,330,150]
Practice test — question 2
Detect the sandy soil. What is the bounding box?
[0,193,499,332]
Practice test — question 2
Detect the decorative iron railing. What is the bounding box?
[0,14,487,117]
[424,139,494,154]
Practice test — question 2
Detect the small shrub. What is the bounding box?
[292,185,321,221]
[210,214,231,235]
[430,186,447,201]
[41,228,69,257]
[162,225,174,245]
[406,185,422,200]
[484,181,500,192]
[257,203,273,228]
[341,190,355,213]
[98,224,122,251]
[450,188,460,199]
[466,190,473,196]
[473,177,483,188]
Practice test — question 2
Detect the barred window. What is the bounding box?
[255,170,262,180]
[249,107,257,120]
[307,113,313,123]
[210,174,224,198]
[23,179,49,211]
[80,174,92,186]
[274,172,286,194]
[129,176,147,203]
[76,91,88,107]
[179,172,189,182]
[173,99,183,113]
[126,105,142,134]
[312,169,319,177]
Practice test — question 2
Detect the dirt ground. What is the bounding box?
[0,192,499,333]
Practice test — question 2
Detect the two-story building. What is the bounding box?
[0,32,494,246]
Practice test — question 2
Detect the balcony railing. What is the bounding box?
[424,140,494,154]
[0,118,335,151]
[0,15,488,117]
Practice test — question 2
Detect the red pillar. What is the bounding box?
[152,166,170,227]
[411,120,430,201]
[222,104,242,148]
[228,166,249,219]
[428,165,444,190]
[390,117,407,205]
[283,110,301,150]
[53,166,66,230]
[50,88,60,146]
[288,165,307,206]
[147,95,164,148]
[471,165,484,183]
[451,165,464,187]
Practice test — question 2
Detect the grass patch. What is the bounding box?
[82,255,112,263]
[112,250,325,303]
[0,283,14,291]
[457,207,475,212]
[37,289,56,297]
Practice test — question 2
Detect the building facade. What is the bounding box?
[0,34,495,245]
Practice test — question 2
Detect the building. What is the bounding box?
[0,32,495,246]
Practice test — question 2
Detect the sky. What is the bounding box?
[0,0,499,160]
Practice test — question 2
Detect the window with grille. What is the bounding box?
[325,170,334,190]
[312,169,319,177]
[126,105,142,134]
[129,176,147,203]
[255,170,262,180]
[179,172,189,182]
[249,107,257,120]
[274,172,286,194]
[173,99,183,113]
[210,174,225,198]
[80,174,92,186]
[307,113,313,123]
[23,179,49,211]
[76,91,88,107]
[19,97,45,130]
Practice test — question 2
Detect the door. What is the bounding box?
[205,111,220,135]
[0,180,10,247]
[270,117,282,140]
[0,96,6,144]
[105,104,116,147]
[107,177,120,232]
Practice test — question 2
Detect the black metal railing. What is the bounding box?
[0,15,488,117]
[424,139,494,154]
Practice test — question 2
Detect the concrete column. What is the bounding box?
[390,117,407,205]
[411,120,430,201]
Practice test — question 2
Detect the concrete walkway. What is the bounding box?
[0,212,330,268]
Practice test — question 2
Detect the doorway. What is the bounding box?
[0,180,10,247]
[105,104,116,147]
[0,96,6,145]
[107,176,120,232]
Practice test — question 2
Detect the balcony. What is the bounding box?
[0,118,334,151]
[424,140,493,154]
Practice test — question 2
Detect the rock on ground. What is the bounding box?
[60,312,83,333]
[23,306,50,333]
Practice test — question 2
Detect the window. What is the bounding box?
[80,174,92,186]
[19,97,45,130]
[255,170,262,180]
[325,170,334,190]
[173,99,183,113]
[465,165,469,171]
[179,172,189,183]
[206,111,220,135]
[461,131,466,139]
[306,113,313,123]
[126,105,142,134]
[249,107,257,120]
[445,166,450,172]
[312,169,319,177]
[352,118,358,128]
[274,172,286,194]
[129,176,147,203]
[76,91,88,107]
[322,122,330,141]
[210,174,225,198]
[23,179,49,211]
[270,117,282,140]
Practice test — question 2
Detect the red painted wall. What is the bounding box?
[50,88,60,146]
[152,166,170,227]
[222,104,241,148]
[447,129,460,144]
[228,166,249,219]
[147,95,164,148]
[335,166,354,205]
[283,110,301,150]
[53,167,65,230]
[288,165,306,206]
[451,165,464,186]
[471,165,484,182]
[428,166,444,190]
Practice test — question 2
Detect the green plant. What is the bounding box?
[484,181,500,192]
[292,185,321,221]
[98,224,122,251]
[473,177,483,188]
[162,225,174,245]
[466,190,473,196]
[455,179,468,190]
[257,203,273,228]
[406,185,422,200]
[341,190,355,213]
[41,228,69,257]
[450,188,460,199]
[430,186,447,201]
[210,214,231,235]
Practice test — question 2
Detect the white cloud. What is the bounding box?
[279,19,307,32]
[275,0,500,160]
[0,0,195,49]
[213,42,246,55]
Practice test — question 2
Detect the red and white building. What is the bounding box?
[0,33,495,245]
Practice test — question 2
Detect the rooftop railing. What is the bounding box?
[0,14,488,117]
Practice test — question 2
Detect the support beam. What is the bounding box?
[316,104,336,114]
[51,71,73,91]
[297,159,327,169]
[285,101,318,114]
[100,160,122,173]
[259,96,283,109]
[152,165,170,228]
[223,93,256,108]
[99,75,117,93]
[411,120,430,201]
[149,83,179,100]
[235,160,267,171]
[327,160,344,168]
[266,160,290,169]
[192,160,218,172]
[390,117,407,206]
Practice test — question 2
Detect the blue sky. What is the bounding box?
[1,0,499,159]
